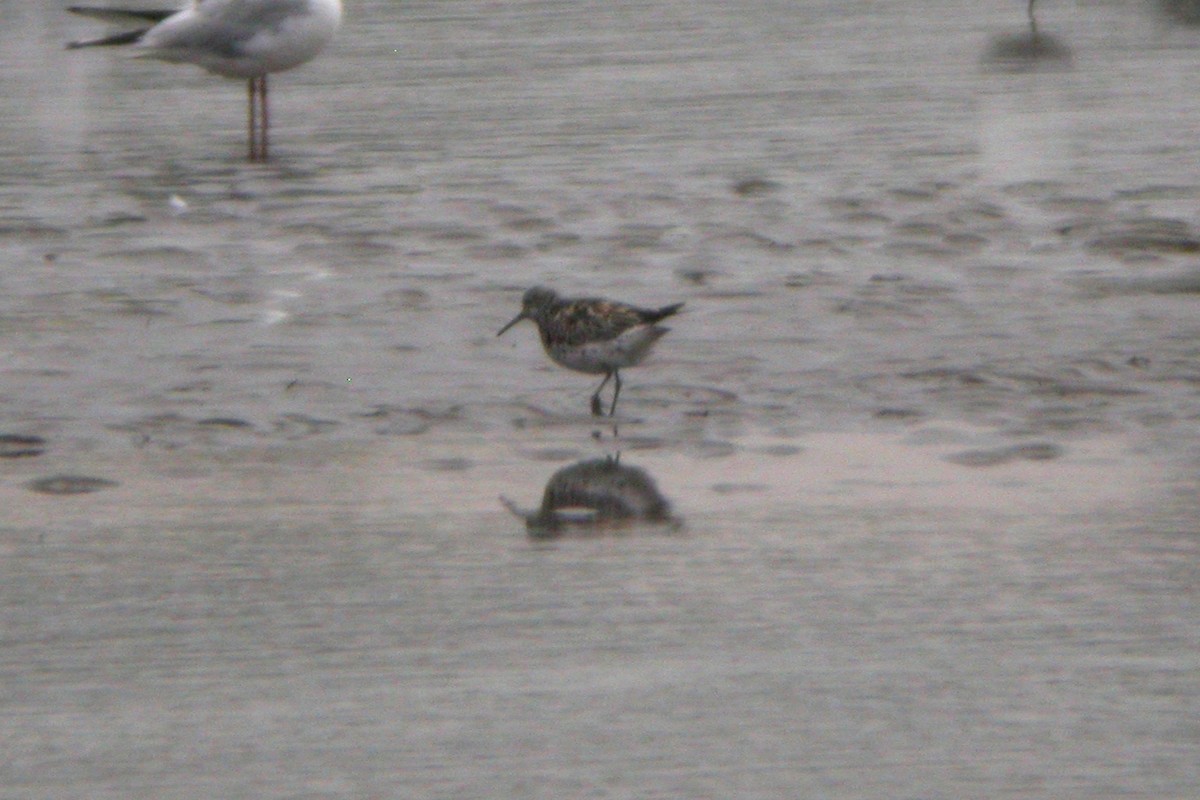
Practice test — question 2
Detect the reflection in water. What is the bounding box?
[502,455,678,538]
[981,0,1073,70]
[1157,0,1200,25]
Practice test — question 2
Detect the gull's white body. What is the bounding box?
[136,0,343,78]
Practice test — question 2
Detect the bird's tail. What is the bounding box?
[65,6,175,49]
[650,302,684,323]
[67,6,175,24]
[67,28,149,49]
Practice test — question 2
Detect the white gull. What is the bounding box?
[67,0,343,161]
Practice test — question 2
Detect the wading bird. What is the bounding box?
[498,286,683,417]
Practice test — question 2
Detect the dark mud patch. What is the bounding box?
[0,434,46,458]
[945,442,1064,467]
[27,474,119,495]
[1073,271,1200,297]
[1084,218,1200,260]
[422,457,474,472]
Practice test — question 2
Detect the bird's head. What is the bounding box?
[497,286,559,336]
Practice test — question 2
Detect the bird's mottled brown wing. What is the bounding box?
[550,300,650,346]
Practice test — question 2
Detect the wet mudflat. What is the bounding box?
[2,1,1199,797]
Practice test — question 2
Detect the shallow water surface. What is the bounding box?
[2,1,1199,797]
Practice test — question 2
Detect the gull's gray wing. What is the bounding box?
[68,5,178,24]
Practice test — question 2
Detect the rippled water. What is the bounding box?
[2,1,1199,797]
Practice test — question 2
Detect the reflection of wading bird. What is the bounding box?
[502,456,676,537]
[497,286,684,417]
[982,0,1072,68]
[67,0,343,161]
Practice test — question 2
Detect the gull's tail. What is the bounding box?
[67,6,175,23]
[65,6,175,49]
[67,29,148,49]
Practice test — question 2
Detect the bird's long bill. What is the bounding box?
[497,312,527,337]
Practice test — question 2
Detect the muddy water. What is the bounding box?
[2,1,1199,797]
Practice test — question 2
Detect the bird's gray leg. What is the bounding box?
[591,371,613,417]
[260,76,269,161]
[247,79,256,160]
[608,370,622,416]
[248,76,268,161]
